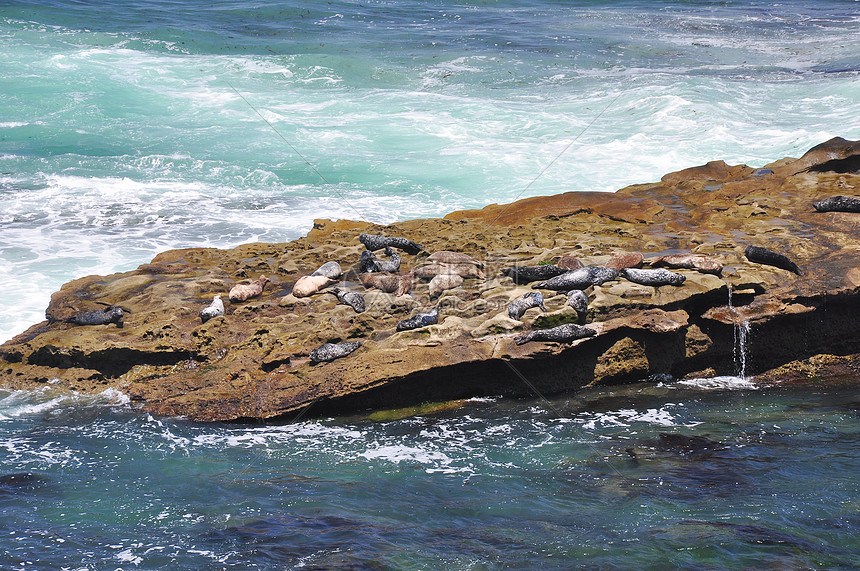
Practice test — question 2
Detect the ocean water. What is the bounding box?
[1,0,860,568]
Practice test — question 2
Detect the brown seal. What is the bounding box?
[605,252,644,270]
[650,254,723,276]
[359,272,412,296]
[557,255,584,271]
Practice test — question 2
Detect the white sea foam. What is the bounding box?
[676,375,760,391]
[578,405,693,430]
[359,444,454,473]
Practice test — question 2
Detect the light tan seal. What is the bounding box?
[429,274,463,299]
[228,275,269,302]
[292,275,335,298]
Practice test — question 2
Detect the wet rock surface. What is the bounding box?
[2,138,860,421]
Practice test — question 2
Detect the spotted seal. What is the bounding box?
[813,195,860,213]
[396,307,439,331]
[329,287,366,313]
[532,266,619,291]
[567,290,589,322]
[501,265,567,284]
[744,245,802,275]
[359,233,424,255]
[228,275,269,302]
[507,291,547,321]
[622,268,686,287]
[199,294,224,323]
[359,247,401,273]
[68,306,124,327]
[514,323,597,345]
[309,341,362,363]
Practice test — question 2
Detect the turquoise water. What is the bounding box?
[3,379,860,569]
[2,1,860,567]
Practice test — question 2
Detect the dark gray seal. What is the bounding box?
[744,245,802,275]
[533,266,619,291]
[359,233,424,254]
[329,287,366,313]
[359,247,401,273]
[68,306,124,327]
[502,264,567,284]
[199,294,225,323]
[507,291,547,320]
[514,323,597,345]
[309,341,362,363]
[813,195,860,213]
[310,261,343,279]
[623,268,686,287]
[396,307,439,331]
[567,290,589,322]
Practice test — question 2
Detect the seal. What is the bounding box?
[396,307,439,331]
[359,272,412,296]
[501,264,567,284]
[514,323,597,345]
[813,195,860,213]
[532,266,619,291]
[68,306,124,327]
[744,245,802,275]
[359,233,424,254]
[507,291,547,321]
[567,290,589,322]
[328,287,366,313]
[622,268,686,287]
[414,261,485,280]
[605,252,644,270]
[199,294,224,323]
[309,340,362,363]
[359,247,401,273]
[228,275,269,302]
[427,251,483,269]
[429,273,463,299]
[292,275,335,298]
[310,261,343,279]
[557,255,584,271]
[651,254,723,276]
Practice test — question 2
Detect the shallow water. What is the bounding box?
[2,1,860,567]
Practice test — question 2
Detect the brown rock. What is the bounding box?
[3,139,860,421]
[605,252,644,270]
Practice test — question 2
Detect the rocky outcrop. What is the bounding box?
[2,138,860,421]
